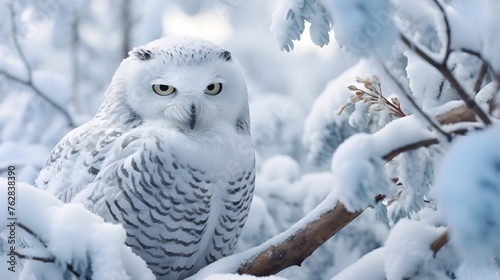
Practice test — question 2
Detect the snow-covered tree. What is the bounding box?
[2,0,500,279]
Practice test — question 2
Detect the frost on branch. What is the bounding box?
[386,147,436,223]
[0,178,154,280]
[330,114,435,213]
[330,133,391,212]
[436,126,500,268]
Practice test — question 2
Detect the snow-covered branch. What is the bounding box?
[0,179,154,280]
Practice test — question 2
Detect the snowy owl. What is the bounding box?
[36,36,255,279]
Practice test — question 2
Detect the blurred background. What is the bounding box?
[0,0,352,182]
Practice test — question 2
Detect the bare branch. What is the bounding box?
[2,3,76,127]
[383,138,440,162]
[474,62,488,93]
[9,2,32,82]
[380,61,452,142]
[15,251,55,263]
[461,48,498,80]
[431,0,451,63]
[400,34,492,125]
[0,70,76,127]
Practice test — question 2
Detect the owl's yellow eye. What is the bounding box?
[152,84,176,96]
[204,83,222,95]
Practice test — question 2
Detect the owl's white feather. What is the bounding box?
[36,36,255,279]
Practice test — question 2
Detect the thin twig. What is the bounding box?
[3,3,75,127]
[9,2,32,82]
[15,224,88,279]
[380,61,453,142]
[0,70,76,127]
[15,251,55,263]
[431,0,451,63]
[461,48,498,80]
[474,62,488,93]
[400,34,492,125]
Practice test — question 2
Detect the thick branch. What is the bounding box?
[239,202,363,276]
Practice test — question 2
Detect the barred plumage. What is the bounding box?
[36,36,255,279]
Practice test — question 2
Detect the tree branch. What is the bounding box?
[15,223,88,279]
[431,0,451,64]
[431,229,449,256]
[234,104,476,276]
[400,34,491,126]
[474,62,488,93]
[3,3,75,127]
[238,201,365,276]
[380,60,452,142]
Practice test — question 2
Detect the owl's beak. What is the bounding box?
[189,104,196,129]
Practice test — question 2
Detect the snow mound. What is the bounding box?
[0,178,154,280]
[384,219,444,280]
[436,125,500,262]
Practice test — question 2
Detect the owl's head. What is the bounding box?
[103,36,249,135]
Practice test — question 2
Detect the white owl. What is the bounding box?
[36,36,255,279]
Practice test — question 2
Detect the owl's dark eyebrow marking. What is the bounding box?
[132,48,154,61]
[220,50,231,61]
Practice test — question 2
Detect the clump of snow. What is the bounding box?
[260,154,301,183]
[302,59,373,166]
[386,148,435,223]
[330,133,391,212]
[435,125,500,263]
[323,0,397,58]
[0,178,154,280]
[331,247,385,280]
[384,219,444,280]
[330,115,435,212]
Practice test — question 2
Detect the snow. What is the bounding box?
[447,0,500,73]
[331,247,385,280]
[3,0,500,279]
[260,154,301,183]
[0,178,155,280]
[384,219,444,280]
[435,125,500,264]
[189,191,342,279]
[331,115,434,212]
[330,133,391,212]
[322,0,397,58]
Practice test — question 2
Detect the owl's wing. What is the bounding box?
[77,132,211,279]
[36,124,125,202]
